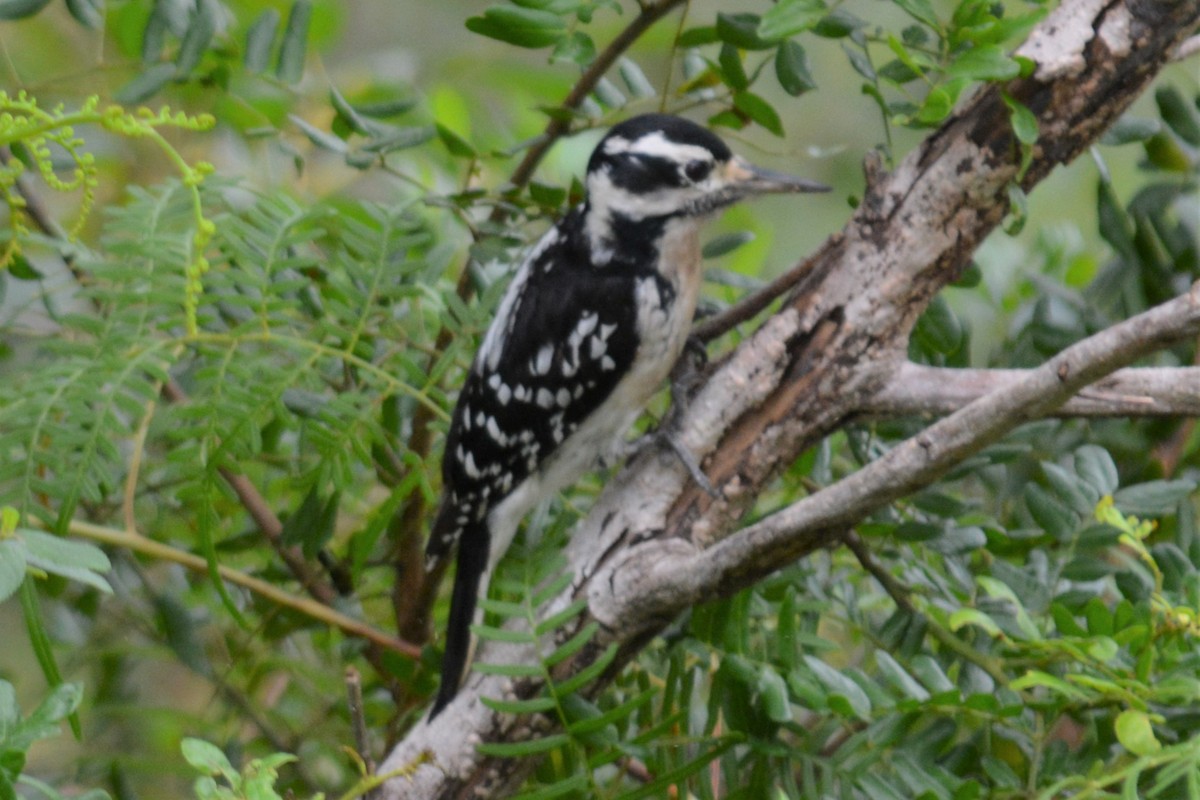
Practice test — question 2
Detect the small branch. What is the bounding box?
[692,234,840,343]
[860,363,1200,418]
[66,519,421,659]
[346,666,381,800]
[664,280,1200,604]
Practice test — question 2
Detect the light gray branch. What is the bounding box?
[861,363,1200,418]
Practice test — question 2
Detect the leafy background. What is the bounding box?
[0,0,1197,798]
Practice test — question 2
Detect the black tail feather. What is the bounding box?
[429,521,489,719]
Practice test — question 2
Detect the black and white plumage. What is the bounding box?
[426,114,828,718]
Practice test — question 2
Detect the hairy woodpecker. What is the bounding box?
[426,114,828,717]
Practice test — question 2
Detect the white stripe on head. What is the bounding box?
[603,130,717,166]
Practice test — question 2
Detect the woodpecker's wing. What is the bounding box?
[425,210,645,563]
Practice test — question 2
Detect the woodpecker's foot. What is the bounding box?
[660,428,720,498]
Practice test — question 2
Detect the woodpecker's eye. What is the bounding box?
[683,160,712,183]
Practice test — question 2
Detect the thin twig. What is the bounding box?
[346,666,381,800]
[66,518,421,658]
[692,234,840,343]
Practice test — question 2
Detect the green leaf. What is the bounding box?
[617,58,655,98]
[1010,669,1091,701]
[733,91,784,136]
[719,43,749,91]
[279,486,339,559]
[361,124,436,155]
[757,0,826,42]
[1101,117,1161,146]
[1074,445,1119,496]
[290,114,348,153]
[947,45,1020,82]
[7,253,42,281]
[554,643,617,695]
[813,9,864,38]
[804,656,871,720]
[678,25,719,47]
[916,86,953,125]
[480,695,557,714]
[175,0,216,77]
[1114,709,1161,756]
[1041,461,1099,514]
[0,0,52,20]
[703,231,755,259]
[716,12,773,51]
[1113,480,1197,516]
[182,737,238,781]
[466,6,565,49]
[775,41,815,96]
[244,8,280,73]
[476,733,571,757]
[115,62,176,104]
[0,541,26,605]
[874,651,930,701]
[757,667,792,723]
[473,661,544,678]
[949,608,1004,638]
[534,598,588,636]
[551,30,594,65]
[1155,85,1200,146]
[977,575,1041,640]
[64,0,103,29]
[1002,93,1039,145]
[472,623,536,645]
[913,294,964,354]
[19,530,112,594]
[1024,483,1077,539]
[543,621,598,667]
[892,0,940,30]
[436,123,476,158]
[276,0,312,84]
[909,654,956,695]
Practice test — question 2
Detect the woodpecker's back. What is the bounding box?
[426,114,828,718]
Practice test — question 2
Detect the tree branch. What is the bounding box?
[859,363,1200,418]
[67,519,420,658]
[649,280,1200,606]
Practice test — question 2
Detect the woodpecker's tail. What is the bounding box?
[429,518,489,719]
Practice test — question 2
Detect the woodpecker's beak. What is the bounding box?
[723,155,830,196]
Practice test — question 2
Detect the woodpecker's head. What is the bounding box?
[584,114,828,224]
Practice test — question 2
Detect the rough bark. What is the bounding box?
[379,0,1200,796]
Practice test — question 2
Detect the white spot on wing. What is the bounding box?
[532,344,553,375]
[536,388,555,409]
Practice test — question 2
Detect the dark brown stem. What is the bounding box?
[692,234,841,343]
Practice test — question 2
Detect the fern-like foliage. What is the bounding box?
[0,179,488,602]
[472,531,742,800]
